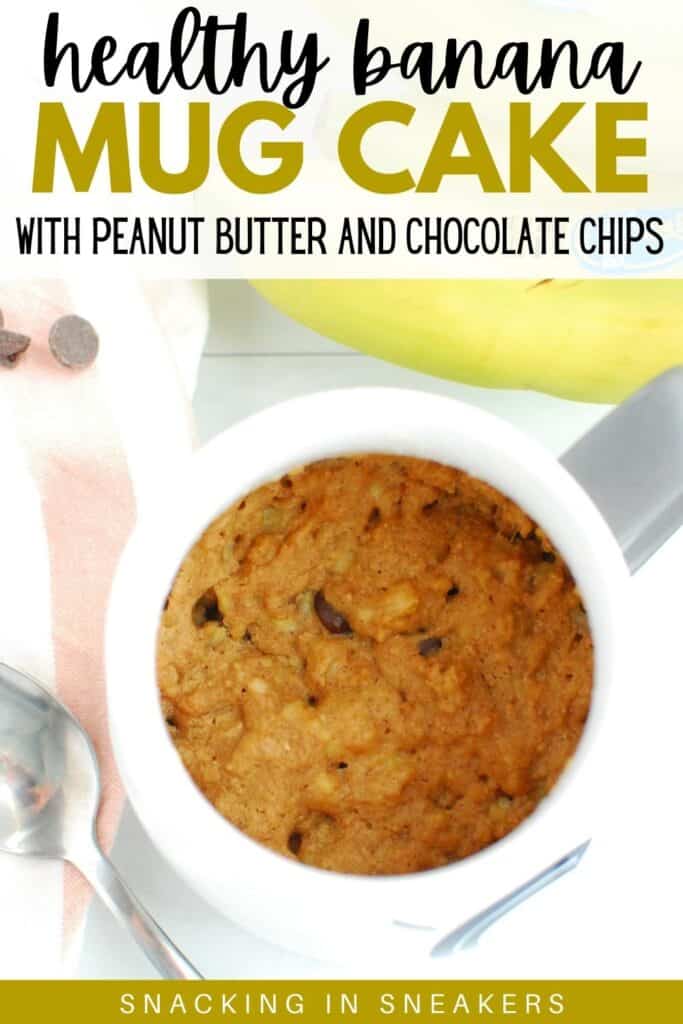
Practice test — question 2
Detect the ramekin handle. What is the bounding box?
[560,367,683,573]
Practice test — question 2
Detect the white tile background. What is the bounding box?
[79,281,683,979]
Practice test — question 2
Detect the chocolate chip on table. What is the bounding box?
[287,831,303,855]
[314,590,352,635]
[0,324,31,369]
[419,636,443,657]
[192,587,223,627]
[48,314,99,369]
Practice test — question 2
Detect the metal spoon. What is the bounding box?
[0,662,202,979]
[430,840,590,957]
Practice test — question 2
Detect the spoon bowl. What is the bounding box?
[0,662,201,979]
[0,664,98,860]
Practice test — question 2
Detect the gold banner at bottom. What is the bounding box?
[1,981,682,1024]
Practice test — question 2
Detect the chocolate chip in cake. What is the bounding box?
[287,831,303,855]
[337,761,348,770]
[0,327,31,369]
[314,591,352,635]
[366,506,381,528]
[446,584,460,600]
[541,550,557,563]
[419,636,443,657]
[432,786,457,810]
[307,695,319,707]
[192,587,223,627]
[48,315,99,369]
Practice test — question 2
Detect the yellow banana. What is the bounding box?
[250,279,683,403]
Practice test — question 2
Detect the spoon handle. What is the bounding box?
[430,840,590,957]
[72,839,203,980]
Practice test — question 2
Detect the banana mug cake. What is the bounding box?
[157,455,593,875]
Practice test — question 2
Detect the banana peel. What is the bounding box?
[250,279,683,403]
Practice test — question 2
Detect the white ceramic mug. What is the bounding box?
[106,375,681,963]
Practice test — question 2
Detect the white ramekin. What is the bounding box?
[106,388,629,963]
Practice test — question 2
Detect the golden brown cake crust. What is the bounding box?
[157,455,593,875]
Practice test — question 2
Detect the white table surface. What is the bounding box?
[79,280,683,979]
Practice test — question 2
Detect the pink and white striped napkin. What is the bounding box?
[0,277,208,977]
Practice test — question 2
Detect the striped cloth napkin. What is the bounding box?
[0,277,208,977]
